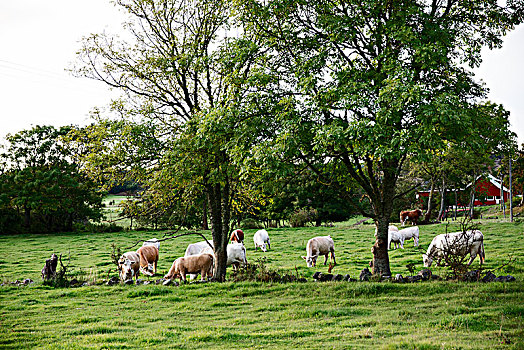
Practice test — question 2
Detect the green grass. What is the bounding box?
[1,220,523,349]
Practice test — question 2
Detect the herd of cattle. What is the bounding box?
[117,223,486,283]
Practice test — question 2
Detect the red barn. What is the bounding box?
[417,174,510,207]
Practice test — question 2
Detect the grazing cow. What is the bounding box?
[142,238,160,250]
[136,245,159,276]
[164,253,214,282]
[302,236,336,267]
[399,226,419,247]
[118,251,141,282]
[388,230,403,250]
[253,229,271,252]
[423,230,485,267]
[400,209,423,226]
[185,241,247,270]
[230,229,244,244]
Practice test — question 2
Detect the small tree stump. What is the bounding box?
[41,254,58,281]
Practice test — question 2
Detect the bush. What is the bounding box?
[74,222,124,233]
[240,218,263,229]
[289,208,318,227]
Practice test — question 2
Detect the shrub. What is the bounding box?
[289,208,318,227]
[240,218,263,229]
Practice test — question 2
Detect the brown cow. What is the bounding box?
[164,253,214,282]
[136,245,159,276]
[230,229,244,244]
[118,251,140,282]
[400,209,422,226]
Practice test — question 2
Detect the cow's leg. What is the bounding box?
[331,250,336,265]
[153,259,157,274]
[324,254,328,265]
[267,239,271,250]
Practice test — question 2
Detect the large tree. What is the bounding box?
[237,0,522,275]
[72,0,258,280]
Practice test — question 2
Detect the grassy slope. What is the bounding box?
[0,220,523,349]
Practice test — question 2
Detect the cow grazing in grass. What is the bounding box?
[142,238,160,250]
[164,253,214,282]
[400,209,422,226]
[375,225,399,238]
[230,229,244,244]
[185,241,247,271]
[399,226,419,247]
[136,245,159,276]
[253,229,270,252]
[118,251,141,282]
[423,230,485,267]
[302,236,336,267]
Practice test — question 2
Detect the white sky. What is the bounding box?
[0,1,523,146]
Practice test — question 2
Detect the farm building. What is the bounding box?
[417,174,510,207]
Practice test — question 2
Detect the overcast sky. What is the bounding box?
[1,1,523,146]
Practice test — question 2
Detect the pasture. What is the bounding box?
[1,220,523,349]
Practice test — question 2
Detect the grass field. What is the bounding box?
[1,220,523,349]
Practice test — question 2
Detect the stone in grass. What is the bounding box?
[359,268,372,282]
[163,279,179,286]
[332,274,343,281]
[135,279,144,285]
[155,279,164,285]
[312,272,322,280]
[463,270,480,282]
[395,274,404,283]
[494,275,516,282]
[343,274,351,282]
[406,275,423,283]
[297,277,308,283]
[319,273,333,282]
[417,269,432,281]
[106,276,120,286]
[482,271,496,283]
[124,279,134,285]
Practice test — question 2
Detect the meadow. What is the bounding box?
[0,219,523,349]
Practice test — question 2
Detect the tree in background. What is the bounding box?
[237,0,522,276]
[0,126,103,233]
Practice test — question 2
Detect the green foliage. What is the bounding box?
[288,207,318,227]
[0,125,103,233]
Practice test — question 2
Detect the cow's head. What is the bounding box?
[302,255,317,267]
[119,259,135,281]
[260,243,267,252]
[422,253,433,268]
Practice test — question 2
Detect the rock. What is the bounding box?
[69,278,79,287]
[332,274,343,281]
[482,271,496,283]
[343,274,351,282]
[106,277,120,286]
[417,269,432,281]
[359,268,372,281]
[23,278,34,285]
[312,272,322,280]
[124,279,134,285]
[163,279,177,286]
[494,275,516,282]
[463,270,480,282]
[319,273,333,282]
[142,281,151,285]
[135,279,144,285]
[395,274,404,283]
[431,274,442,280]
[406,275,422,283]
[155,279,164,285]
[297,277,307,283]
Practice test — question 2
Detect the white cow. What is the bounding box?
[398,226,419,248]
[253,229,271,252]
[423,230,485,267]
[142,238,160,250]
[388,230,403,250]
[301,236,336,267]
[184,241,248,278]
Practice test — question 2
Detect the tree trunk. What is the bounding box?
[509,155,513,222]
[500,173,506,218]
[424,178,436,223]
[454,188,458,221]
[205,173,230,282]
[24,205,31,228]
[373,215,391,277]
[202,199,209,230]
[437,177,446,221]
